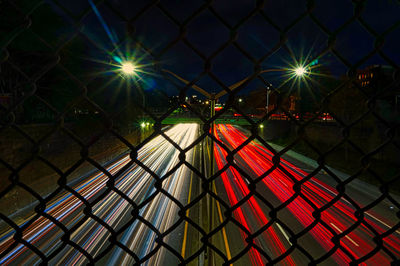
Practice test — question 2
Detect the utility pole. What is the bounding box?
[208,94,216,266]
[266,84,271,117]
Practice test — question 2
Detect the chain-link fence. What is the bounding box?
[1,0,400,265]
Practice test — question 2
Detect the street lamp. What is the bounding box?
[117,60,148,137]
[294,66,308,77]
[120,61,136,75]
[265,83,272,117]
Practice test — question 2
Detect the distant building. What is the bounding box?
[358,65,392,90]
[357,65,400,113]
[357,65,400,121]
[169,95,180,105]
[189,95,200,104]
[169,95,201,105]
[246,87,297,115]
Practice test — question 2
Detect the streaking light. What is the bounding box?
[213,124,400,264]
[0,124,199,265]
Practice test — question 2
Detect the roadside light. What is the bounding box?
[205,101,209,105]
[238,98,243,103]
[140,122,146,128]
[259,124,264,128]
[120,61,136,75]
[294,66,307,77]
[146,122,150,126]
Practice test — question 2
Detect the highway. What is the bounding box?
[0,124,199,265]
[211,124,400,265]
[1,123,399,265]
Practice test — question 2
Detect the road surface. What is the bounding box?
[1,123,399,265]
[0,124,199,265]
[209,124,400,265]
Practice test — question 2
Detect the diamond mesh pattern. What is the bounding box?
[1,0,399,265]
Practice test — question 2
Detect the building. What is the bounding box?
[357,65,400,115]
[246,87,298,118]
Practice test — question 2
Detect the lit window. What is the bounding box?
[359,74,361,80]
[371,73,373,78]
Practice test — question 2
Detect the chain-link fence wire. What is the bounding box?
[1,0,400,264]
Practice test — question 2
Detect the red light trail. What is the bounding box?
[214,124,400,265]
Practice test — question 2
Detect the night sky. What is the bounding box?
[9,0,400,101]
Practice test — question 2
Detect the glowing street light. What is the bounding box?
[294,66,307,77]
[238,98,243,103]
[120,61,136,75]
[140,122,146,128]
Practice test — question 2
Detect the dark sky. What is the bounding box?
[45,0,400,99]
